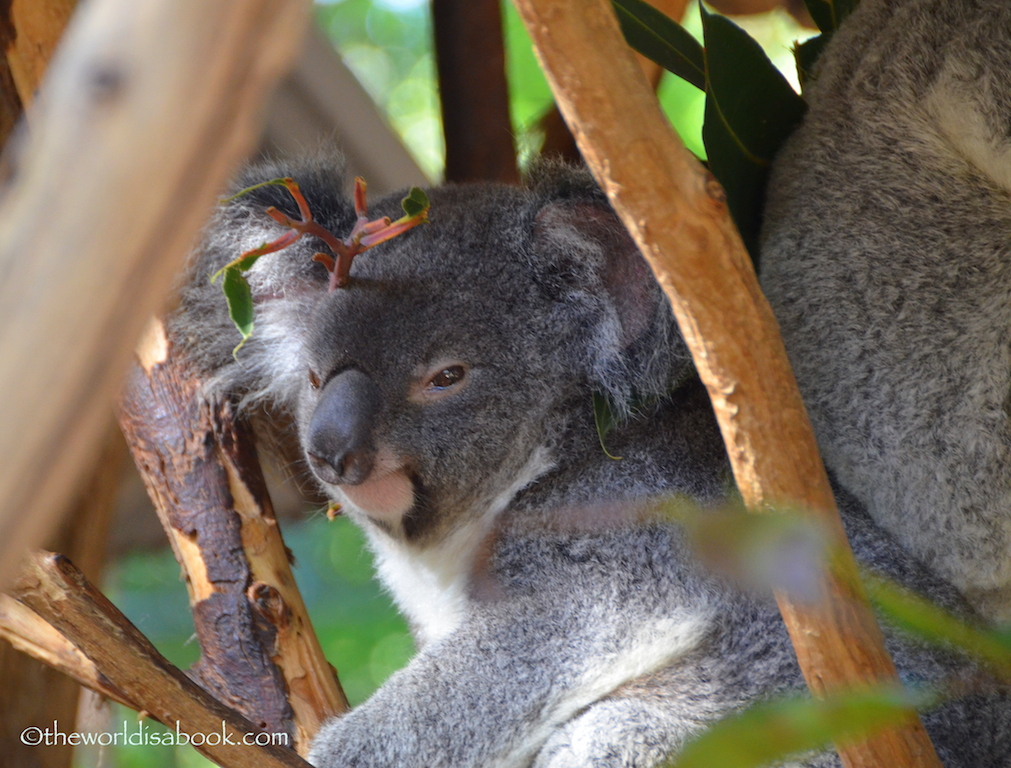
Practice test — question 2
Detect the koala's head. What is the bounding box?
[184,161,692,544]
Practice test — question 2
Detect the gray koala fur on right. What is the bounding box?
[170,147,1011,764]
[761,0,1011,621]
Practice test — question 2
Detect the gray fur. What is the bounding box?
[171,154,1011,767]
[760,0,1011,619]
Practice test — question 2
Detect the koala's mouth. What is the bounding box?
[338,467,415,526]
[337,469,438,541]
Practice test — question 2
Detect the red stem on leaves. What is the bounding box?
[229,176,427,292]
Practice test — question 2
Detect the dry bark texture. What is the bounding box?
[118,318,348,756]
[0,593,134,710]
[11,551,313,768]
[511,1,942,766]
[0,0,76,107]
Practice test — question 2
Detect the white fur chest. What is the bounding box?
[367,520,485,646]
[362,447,553,646]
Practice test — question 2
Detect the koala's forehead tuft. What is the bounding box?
[328,184,551,307]
[301,183,549,374]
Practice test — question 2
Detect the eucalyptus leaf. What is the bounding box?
[700,6,807,265]
[220,176,294,204]
[613,0,705,91]
[222,266,254,357]
[803,0,858,34]
[211,249,265,284]
[401,187,430,218]
[865,573,1011,681]
[669,686,929,768]
[592,392,622,461]
[702,101,766,263]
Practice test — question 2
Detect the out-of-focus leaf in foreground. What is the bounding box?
[668,686,929,768]
[675,501,830,602]
[865,573,1011,682]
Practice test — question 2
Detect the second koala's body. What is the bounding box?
[173,158,1011,767]
[761,0,1011,620]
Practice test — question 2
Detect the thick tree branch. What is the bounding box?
[0,0,309,592]
[539,0,688,162]
[11,551,312,768]
[119,318,348,756]
[0,593,134,709]
[511,1,942,767]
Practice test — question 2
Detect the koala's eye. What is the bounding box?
[429,366,466,390]
[308,369,321,390]
[410,361,470,404]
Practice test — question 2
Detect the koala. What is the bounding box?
[760,0,1011,621]
[171,157,1011,767]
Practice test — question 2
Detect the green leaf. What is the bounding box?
[613,0,705,92]
[669,687,929,768]
[219,177,293,204]
[794,34,828,92]
[231,250,265,274]
[700,7,807,265]
[401,187,430,218]
[803,0,858,34]
[864,572,1011,681]
[211,249,265,284]
[592,392,622,461]
[221,266,254,358]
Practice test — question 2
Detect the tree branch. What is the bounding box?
[0,593,135,709]
[539,0,687,162]
[0,0,308,591]
[118,318,348,756]
[433,0,519,183]
[510,1,942,766]
[11,551,312,768]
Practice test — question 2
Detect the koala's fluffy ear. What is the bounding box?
[528,166,691,415]
[170,158,356,406]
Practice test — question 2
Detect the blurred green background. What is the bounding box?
[93,2,807,765]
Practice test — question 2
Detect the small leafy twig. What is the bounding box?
[212,177,430,355]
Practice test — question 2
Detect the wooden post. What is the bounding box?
[511,1,942,766]
[433,0,519,183]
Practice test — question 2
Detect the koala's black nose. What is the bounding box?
[305,369,380,486]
